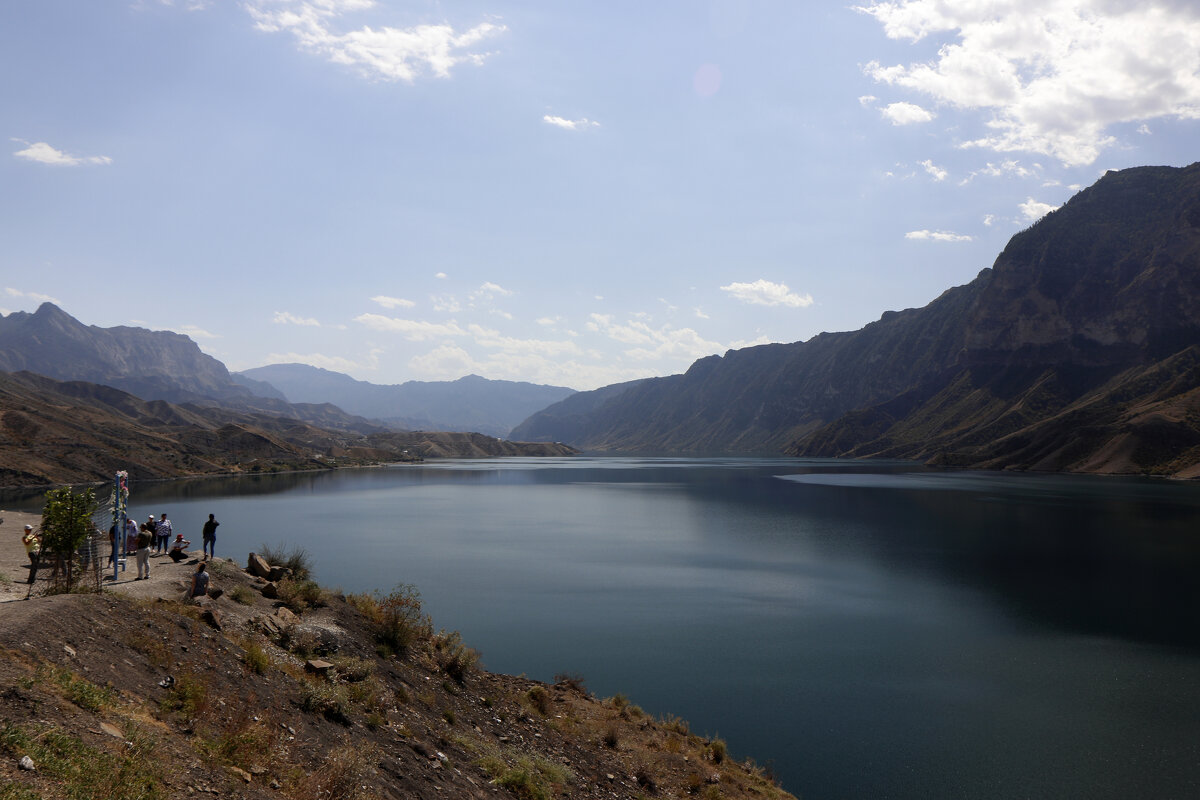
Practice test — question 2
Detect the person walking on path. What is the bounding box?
[201,514,219,560]
[156,513,173,554]
[188,561,209,600]
[124,517,138,555]
[135,525,153,580]
[21,524,40,585]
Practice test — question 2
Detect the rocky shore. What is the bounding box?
[0,511,794,799]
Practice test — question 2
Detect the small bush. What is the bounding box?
[229,585,256,605]
[276,578,325,613]
[349,584,431,658]
[299,679,352,725]
[433,629,479,683]
[330,656,374,682]
[526,686,551,716]
[242,640,270,675]
[442,708,456,726]
[634,761,658,793]
[161,672,209,719]
[491,755,573,800]
[602,724,620,749]
[707,738,727,764]
[662,714,690,736]
[258,542,312,580]
[554,672,588,694]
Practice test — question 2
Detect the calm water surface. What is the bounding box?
[13,458,1200,799]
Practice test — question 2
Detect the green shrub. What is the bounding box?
[230,585,256,605]
[44,665,116,713]
[300,680,352,725]
[160,672,209,719]
[433,629,479,683]
[242,641,270,675]
[707,737,727,764]
[526,686,551,716]
[348,584,431,657]
[276,578,325,613]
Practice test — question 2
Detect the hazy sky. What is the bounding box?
[3,1,1199,390]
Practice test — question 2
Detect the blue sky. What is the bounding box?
[3,1,1199,390]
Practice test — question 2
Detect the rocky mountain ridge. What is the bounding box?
[513,163,1200,476]
[237,364,576,438]
[0,371,576,487]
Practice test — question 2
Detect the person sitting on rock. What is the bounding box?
[189,561,210,600]
[168,533,192,562]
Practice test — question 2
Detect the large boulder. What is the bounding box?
[246,552,271,579]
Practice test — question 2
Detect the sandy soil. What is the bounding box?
[0,509,219,604]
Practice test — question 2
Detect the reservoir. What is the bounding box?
[12,457,1200,798]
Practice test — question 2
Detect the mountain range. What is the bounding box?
[236,364,574,438]
[513,163,1200,477]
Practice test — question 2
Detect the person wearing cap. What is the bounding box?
[156,513,174,555]
[168,532,192,563]
[21,524,40,584]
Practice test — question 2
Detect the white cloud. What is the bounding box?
[246,0,506,83]
[371,294,415,309]
[585,314,727,362]
[860,1,1200,165]
[543,115,600,131]
[859,94,878,106]
[264,349,381,374]
[12,140,112,167]
[983,214,995,226]
[173,325,219,339]
[1019,197,1060,223]
[4,288,59,304]
[430,295,461,313]
[407,343,645,391]
[905,229,973,242]
[272,310,321,326]
[964,160,1039,182]
[535,316,560,326]
[467,324,582,357]
[1137,123,1152,135]
[470,281,514,303]
[435,272,448,279]
[880,101,935,125]
[353,313,466,340]
[694,308,710,320]
[719,279,814,308]
[919,158,948,180]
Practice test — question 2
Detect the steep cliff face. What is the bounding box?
[0,303,243,402]
[516,163,1200,475]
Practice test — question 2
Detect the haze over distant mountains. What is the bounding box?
[514,163,1200,477]
[0,305,579,485]
[236,364,575,438]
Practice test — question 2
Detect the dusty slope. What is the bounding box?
[0,513,793,800]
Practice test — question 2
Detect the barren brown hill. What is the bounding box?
[0,372,576,488]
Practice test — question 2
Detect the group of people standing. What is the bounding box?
[129,512,219,580]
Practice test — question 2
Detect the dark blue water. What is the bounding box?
[11,458,1200,798]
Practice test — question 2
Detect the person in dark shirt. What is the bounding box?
[202,514,219,560]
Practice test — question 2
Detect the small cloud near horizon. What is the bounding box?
[544,115,600,131]
[905,229,973,242]
[720,279,813,308]
[12,139,112,167]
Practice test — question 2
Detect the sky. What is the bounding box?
[2,1,1199,391]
